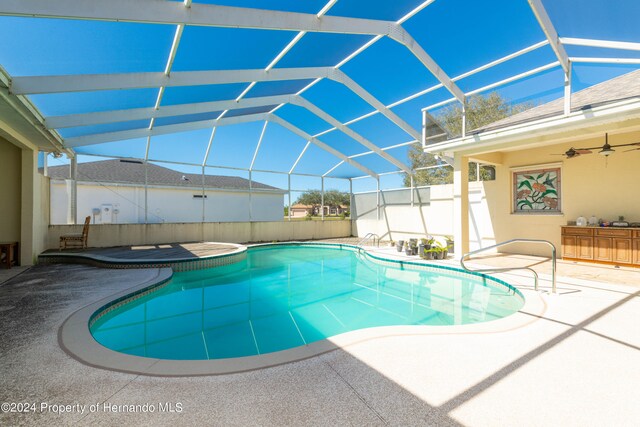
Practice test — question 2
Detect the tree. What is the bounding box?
[294,189,350,215]
[403,92,532,187]
[404,144,452,187]
[323,190,350,208]
[438,92,530,137]
[294,190,322,213]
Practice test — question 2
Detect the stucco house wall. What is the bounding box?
[0,137,22,243]
[481,134,640,255]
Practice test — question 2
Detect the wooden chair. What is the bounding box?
[59,216,91,250]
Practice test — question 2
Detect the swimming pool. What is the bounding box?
[90,244,524,360]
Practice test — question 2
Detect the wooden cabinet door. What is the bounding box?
[633,240,640,265]
[613,239,632,264]
[562,235,577,258]
[594,237,612,262]
[577,237,593,260]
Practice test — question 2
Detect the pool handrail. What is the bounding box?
[460,239,557,293]
[357,233,380,248]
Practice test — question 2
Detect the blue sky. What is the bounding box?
[3,0,640,192]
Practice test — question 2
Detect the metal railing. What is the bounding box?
[357,233,380,248]
[460,239,557,293]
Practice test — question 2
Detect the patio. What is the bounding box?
[1,249,638,426]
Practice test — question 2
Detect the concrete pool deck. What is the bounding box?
[1,247,639,426]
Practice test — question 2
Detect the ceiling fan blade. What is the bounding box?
[550,145,596,158]
[611,142,640,148]
[561,148,583,158]
[551,154,579,159]
[611,141,640,148]
[624,147,640,152]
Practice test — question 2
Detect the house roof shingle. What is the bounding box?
[476,69,640,133]
[46,159,282,191]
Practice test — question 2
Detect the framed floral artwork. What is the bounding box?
[512,165,561,214]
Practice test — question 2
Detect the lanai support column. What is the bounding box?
[461,103,466,138]
[376,178,380,221]
[564,61,572,115]
[144,162,148,224]
[321,177,325,221]
[144,136,151,224]
[453,152,469,258]
[349,178,353,236]
[69,155,78,225]
[202,127,217,223]
[202,166,206,223]
[287,174,291,222]
[410,175,415,207]
[249,170,253,222]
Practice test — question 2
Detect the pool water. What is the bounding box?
[90,245,523,360]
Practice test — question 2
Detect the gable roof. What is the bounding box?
[476,69,640,133]
[46,159,282,191]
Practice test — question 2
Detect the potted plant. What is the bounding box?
[425,246,442,260]
[422,247,435,260]
[396,240,405,252]
[445,235,454,254]
[426,241,451,260]
[405,242,413,256]
[389,240,396,247]
[408,238,418,255]
[418,238,427,256]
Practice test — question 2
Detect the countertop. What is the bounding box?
[562,225,640,230]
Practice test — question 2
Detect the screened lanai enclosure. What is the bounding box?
[1,0,639,228]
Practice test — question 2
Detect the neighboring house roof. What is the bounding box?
[476,69,640,133]
[45,159,282,191]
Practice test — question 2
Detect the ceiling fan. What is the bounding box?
[552,133,640,158]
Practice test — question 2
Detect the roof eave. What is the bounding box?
[424,98,640,155]
[49,179,286,194]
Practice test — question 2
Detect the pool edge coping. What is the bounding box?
[58,243,547,377]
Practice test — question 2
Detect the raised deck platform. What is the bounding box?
[39,242,246,272]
